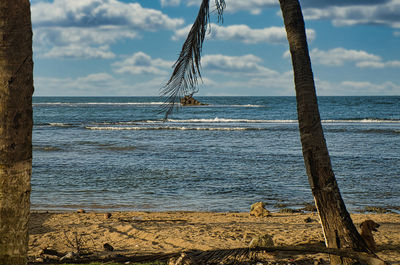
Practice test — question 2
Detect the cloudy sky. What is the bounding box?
[31,0,400,96]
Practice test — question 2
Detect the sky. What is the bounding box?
[31,0,400,96]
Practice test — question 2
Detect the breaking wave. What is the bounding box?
[85,126,256,131]
[33,102,165,106]
[166,118,296,123]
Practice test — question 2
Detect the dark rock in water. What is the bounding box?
[180,95,207,106]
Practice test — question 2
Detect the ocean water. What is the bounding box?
[32,96,400,212]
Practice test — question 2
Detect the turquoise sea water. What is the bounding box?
[32,96,400,212]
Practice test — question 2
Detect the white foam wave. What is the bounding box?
[226,104,266,107]
[96,118,400,126]
[166,118,297,123]
[165,118,399,124]
[47,118,400,129]
[34,102,164,106]
[85,126,252,131]
[49,123,73,127]
[34,102,268,108]
[323,119,400,123]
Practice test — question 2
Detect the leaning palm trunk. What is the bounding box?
[163,0,383,265]
[279,0,374,264]
[0,1,34,264]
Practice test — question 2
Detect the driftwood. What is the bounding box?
[28,245,387,265]
[39,248,64,257]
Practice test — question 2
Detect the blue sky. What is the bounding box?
[31,0,400,96]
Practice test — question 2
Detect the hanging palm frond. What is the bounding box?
[160,0,225,119]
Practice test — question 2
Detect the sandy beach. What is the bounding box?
[28,210,400,264]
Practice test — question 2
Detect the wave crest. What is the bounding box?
[85,126,256,131]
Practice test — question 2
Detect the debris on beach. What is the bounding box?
[60,251,79,261]
[300,203,317,212]
[250,202,271,217]
[304,217,314,223]
[249,234,274,248]
[103,243,114,252]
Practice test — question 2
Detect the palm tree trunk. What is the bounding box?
[278,0,372,264]
[0,1,34,264]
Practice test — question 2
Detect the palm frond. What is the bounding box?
[175,245,385,265]
[214,0,226,22]
[30,245,385,264]
[160,0,225,119]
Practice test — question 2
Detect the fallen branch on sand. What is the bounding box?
[29,245,387,265]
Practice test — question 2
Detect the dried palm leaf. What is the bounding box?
[30,245,386,265]
[160,0,225,119]
[176,246,386,265]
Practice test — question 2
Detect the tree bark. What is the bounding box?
[0,1,34,264]
[278,0,375,264]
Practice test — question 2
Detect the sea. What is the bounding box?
[32,96,400,213]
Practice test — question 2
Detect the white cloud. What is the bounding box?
[112,52,279,78]
[32,0,184,59]
[385,61,400,67]
[223,0,277,15]
[35,73,167,96]
[32,0,183,30]
[210,25,287,44]
[202,54,279,76]
[43,44,115,59]
[161,0,181,6]
[35,73,124,95]
[173,23,315,44]
[283,47,400,69]
[308,47,381,66]
[34,70,400,96]
[112,52,173,75]
[303,1,400,28]
[316,80,400,95]
[245,70,295,95]
[183,0,277,15]
[35,26,137,47]
[187,69,295,96]
[355,61,386,69]
[174,0,400,29]
[356,60,400,68]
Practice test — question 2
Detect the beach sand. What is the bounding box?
[29,211,400,264]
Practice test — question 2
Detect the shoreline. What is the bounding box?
[29,204,400,215]
[29,210,400,264]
